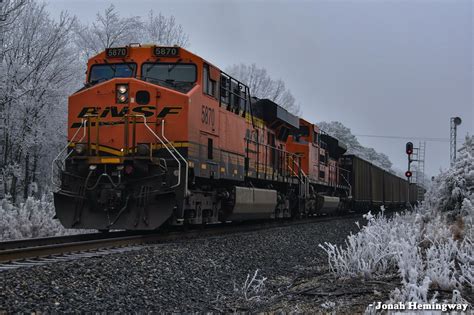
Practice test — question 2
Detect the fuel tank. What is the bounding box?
[316,195,341,214]
[225,186,278,221]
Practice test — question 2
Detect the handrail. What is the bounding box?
[298,170,310,198]
[245,137,300,158]
[51,119,87,188]
[286,154,303,177]
[286,154,309,197]
[339,171,352,198]
[246,136,305,177]
[247,136,309,198]
[135,115,183,190]
[161,120,189,197]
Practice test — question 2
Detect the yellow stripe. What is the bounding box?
[151,142,189,149]
[68,143,124,156]
[68,142,189,156]
[94,145,123,156]
[100,158,121,164]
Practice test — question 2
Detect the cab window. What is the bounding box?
[89,63,136,85]
[299,125,309,137]
[141,63,197,93]
[203,64,217,98]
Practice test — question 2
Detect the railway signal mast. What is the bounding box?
[414,142,426,201]
[406,141,414,178]
[405,142,415,206]
[450,117,462,166]
[405,141,427,203]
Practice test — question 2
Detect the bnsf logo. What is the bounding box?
[71,106,182,128]
[77,106,181,118]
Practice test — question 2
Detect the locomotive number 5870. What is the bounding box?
[201,105,215,127]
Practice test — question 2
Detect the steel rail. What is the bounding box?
[0,230,143,251]
[0,213,364,264]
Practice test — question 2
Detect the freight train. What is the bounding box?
[52,45,418,231]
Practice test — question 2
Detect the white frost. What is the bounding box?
[320,136,474,304]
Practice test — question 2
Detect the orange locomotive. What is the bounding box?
[52,45,350,231]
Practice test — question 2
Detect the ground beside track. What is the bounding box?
[0,215,396,313]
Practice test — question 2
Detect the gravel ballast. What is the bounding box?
[1,216,377,313]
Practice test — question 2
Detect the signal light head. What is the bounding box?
[406,142,414,155]
[405,171,412,178]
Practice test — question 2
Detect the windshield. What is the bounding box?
[141,63,196,93]
[88,63,136,84]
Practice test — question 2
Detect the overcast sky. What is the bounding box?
[46,0,473,176]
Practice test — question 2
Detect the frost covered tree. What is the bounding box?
[75,4,189,59]
[143,11,189,48]
[74,4,142,58]
[0,0,80,202]
[226,63,301,115]
[426,135,474,214]
[320,135,474,304]
[317,121,393,171]
[0,0,28,97]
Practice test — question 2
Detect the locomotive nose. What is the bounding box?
[97,185,124,212]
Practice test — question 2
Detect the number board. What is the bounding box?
[153,46,180,58]
[105,47,128,58]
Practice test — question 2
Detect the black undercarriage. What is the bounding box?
[54,151,352,231]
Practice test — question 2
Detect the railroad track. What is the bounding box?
[0,213,364,271]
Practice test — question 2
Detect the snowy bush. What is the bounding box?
[320,209,401,278]
[320,136,474,303]
[0,195,74,240]
[234,269,268,302]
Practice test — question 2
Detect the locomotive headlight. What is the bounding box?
[117,85,128,94]
[118,94,128,103]
[116,84,129,104]
[75,143,86,155]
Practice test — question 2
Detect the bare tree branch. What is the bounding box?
[226,63,301,115]
[74,4,189,60]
